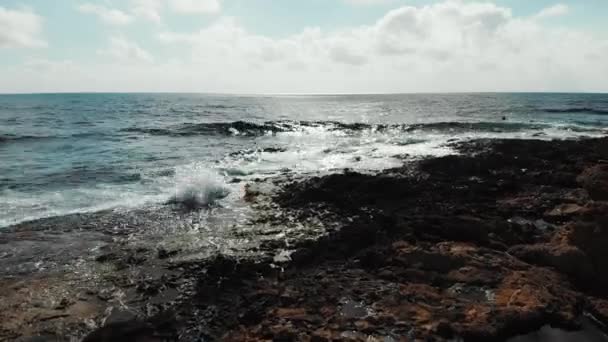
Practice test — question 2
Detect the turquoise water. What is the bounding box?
[1,93,607,227]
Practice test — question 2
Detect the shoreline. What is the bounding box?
[2,136,608,341]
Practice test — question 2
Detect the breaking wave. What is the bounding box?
[167,167,230,209]
[120,120,565,138]
[121,121,286,137]
[542,107,608,115]
[403,121,551,133]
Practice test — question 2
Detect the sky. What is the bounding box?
[0,0,607,94]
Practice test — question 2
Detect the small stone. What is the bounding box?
[546,203,587,217]
[157,248,179,260]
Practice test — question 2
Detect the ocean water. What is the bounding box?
[1,93,607,228]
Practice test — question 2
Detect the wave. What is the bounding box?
[542,107,608,115]
[121,121,373,138]
[121,127,174,136]
[403,121,551,133]
[0,134,55,144]
[205,104,237,110]
[0,132,110,144]
[167,168,230,209]
[4,166,142,192]
[179,121,287,136]
[121,121,288,137]
[8,120,599,146]
[303,120,552,134]
[121,120,558,138]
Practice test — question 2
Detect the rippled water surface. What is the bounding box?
[1,93,607,227]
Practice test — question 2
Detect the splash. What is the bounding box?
[168,166,230,209]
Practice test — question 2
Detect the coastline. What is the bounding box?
[2,136,608,341]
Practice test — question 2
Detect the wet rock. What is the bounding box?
[508,217,555,232]
[105,308,138,325]
[95,252,118,263]
[82,321,159,342]
[157,248,179,260]
[509,200,608,290]
[577,164,608,201]
[545,203,588,217]
[507,318,608,342]
[508,243,594,282]
[560,222,608,287]
[262,147,288,153]
[21,335,59,342]
[274,308,313,321]
[9,137,608,341]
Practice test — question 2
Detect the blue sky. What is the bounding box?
[1,0,607,93]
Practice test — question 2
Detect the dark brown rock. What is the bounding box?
[59,137,608,341]
[508,243,594,282]
[577,164,608,201]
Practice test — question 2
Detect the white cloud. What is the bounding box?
[169,0,221,14]
[24,58,76,73]
[131,0,163,23]
[535,4,569,19]
[342,0,394,5]
[78,3,133,25]
[154,0,608,93]
[3,1,608,93]
[99,37,154,63]
[0,6,46,48]
[78,0,222,25]
[159,1,516,68]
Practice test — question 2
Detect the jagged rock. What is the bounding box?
[508,243,594,282]
[577,164,608,201]
[545,203,588,217]
[17,137,608,341]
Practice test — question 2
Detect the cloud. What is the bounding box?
[131,0,163,23]
[342,0,394,5]
[159,1,515,67]
[169,0,221,14]
[371,1,513,58]
[153,0,608,93]
[535,4,569,19]
[99,37,154,63]
[78,3,133,25]
[84,0,222,24]
[3,1,608,93]
[24,58,75,72]
[329,46,367,65]
[0,6,46,48]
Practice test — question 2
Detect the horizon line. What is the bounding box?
[1,91,608,96]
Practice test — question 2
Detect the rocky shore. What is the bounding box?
[2,136,608,341]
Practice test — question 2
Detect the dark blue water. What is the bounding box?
[1,93,607,227]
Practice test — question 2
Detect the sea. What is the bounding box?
[1,93,607,228]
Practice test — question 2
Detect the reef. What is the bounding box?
[2,136,608,341]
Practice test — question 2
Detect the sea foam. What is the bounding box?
[169,166,230,209]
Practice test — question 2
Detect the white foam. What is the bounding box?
[170,165,230,207]
[0,166,233,227]
[0,187,168,228]
[2,119,604,228]
[217,123,461,177]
